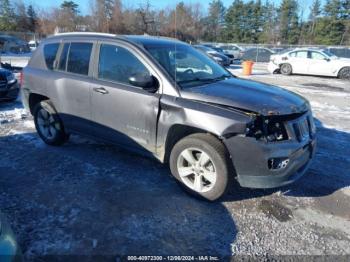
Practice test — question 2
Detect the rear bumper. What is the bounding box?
[224,135,316,189]
[267,62,279,74]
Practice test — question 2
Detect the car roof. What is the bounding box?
[46,32,184,47]
[289,48,324,52]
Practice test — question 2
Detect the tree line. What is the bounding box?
[0,0,349,45]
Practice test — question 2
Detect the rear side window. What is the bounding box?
[290,51,307,58]
[43,43,59,70]
[98,44,149,85]
[58,43,70,71]
[67,42,92,75]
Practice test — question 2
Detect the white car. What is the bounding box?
[268,48,350,80]
[28,40,39,51]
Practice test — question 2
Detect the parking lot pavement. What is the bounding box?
[1,70,350,259]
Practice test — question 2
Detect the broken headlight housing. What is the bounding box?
[246,115,289,142]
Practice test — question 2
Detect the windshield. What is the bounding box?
[145,44,232,88]
[322,50,338,59]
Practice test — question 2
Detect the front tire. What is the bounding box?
[169,133,232,201]
[280,63,292,75]
[33,100,69,146]
[338,67,350,80]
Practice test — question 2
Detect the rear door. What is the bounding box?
[89,41,161,154]
[288,51,309,74]
[53,41,95,132]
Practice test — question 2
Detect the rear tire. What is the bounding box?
[33,100,69,146]
[338,67,350,80]
[280,63,292,75]
[169,133,232,201]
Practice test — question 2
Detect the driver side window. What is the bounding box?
[310,52,326,60]
[98,44,150,85]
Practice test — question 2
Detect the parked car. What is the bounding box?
[207,46,234,64]
[327,47,350,59]
[212,47,232,61]
[0,212,22,261]
[216,43,245,60]
[28,40,39,51]
[0,35,31,55]
[22,33,316,201]
[0,67,19,102]
[241,47,275,62]
[268,48,350,79]
[270,47,286,54]
[194,45,231,66]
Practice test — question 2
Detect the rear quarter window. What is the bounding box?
[43,43,59,70]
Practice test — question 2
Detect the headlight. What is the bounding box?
[6,73,16,84]
[246,116,289,142]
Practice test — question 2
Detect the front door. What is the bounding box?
[90,42,160,154]
[307,51,333,76]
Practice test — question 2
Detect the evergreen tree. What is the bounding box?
[27,5,37,32]
[0,0,16,31]
[309,0,322,38]
[259,0,278,43]
[324,0,342,18]
[278,0,300,44]
[14,1,29,32]
[314,0,346,44]
[57,0,80,32]
[223,0,245,42]
[204,0,225,41]
[60,1,79,15]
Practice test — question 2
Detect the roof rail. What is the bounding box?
[50,32,118,38]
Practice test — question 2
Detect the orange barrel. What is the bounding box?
[242,60,254,76]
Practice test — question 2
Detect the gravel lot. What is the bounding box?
[0,65,349,260]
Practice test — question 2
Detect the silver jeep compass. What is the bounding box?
[22,33,316,201]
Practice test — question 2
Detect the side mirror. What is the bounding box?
[324,58,331,62]
[128,73,158,93]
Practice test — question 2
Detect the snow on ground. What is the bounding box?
[0,69,350,260]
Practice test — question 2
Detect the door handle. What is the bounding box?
[93,87,109,94]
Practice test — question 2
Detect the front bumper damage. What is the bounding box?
[223,111,317,188]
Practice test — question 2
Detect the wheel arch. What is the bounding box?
[28,93,50,115]
[337,66,350,78]
[161,123,235,164]
[163,124,215,163]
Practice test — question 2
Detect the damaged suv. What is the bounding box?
[22,33,316,201]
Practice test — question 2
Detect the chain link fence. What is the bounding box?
[201,42,350,62]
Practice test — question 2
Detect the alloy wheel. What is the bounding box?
[177,147,217,193]
[37,108,59,140]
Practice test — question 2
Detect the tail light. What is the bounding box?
[19,70,24,87]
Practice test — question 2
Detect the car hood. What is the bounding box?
[180,77,309,116]
[208,52,227,59]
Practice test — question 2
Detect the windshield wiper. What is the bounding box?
[177,74,231,85]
